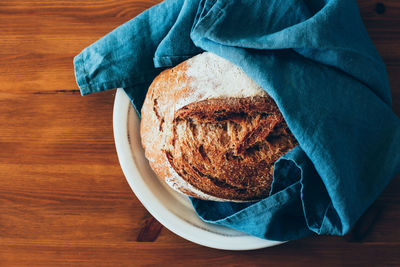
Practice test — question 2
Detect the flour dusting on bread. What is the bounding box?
[175,52,266,110]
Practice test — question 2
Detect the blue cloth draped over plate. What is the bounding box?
[73,0,400,241]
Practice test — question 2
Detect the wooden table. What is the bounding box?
[0,0,399,266]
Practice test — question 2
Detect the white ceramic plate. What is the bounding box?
[113,88,284,250]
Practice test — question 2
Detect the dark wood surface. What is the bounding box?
[0,0,399,266]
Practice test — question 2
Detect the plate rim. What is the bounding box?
[113,88,285,250]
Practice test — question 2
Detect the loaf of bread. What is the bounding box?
[140,52,297,201]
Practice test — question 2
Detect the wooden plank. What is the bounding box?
[0,0,399,266]
[1,238,400,266]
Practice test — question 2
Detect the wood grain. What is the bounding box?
[0,0,399,266]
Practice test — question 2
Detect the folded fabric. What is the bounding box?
[74,0,400,241]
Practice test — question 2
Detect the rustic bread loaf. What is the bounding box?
[140,52,297,201]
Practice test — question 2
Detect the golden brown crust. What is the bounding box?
[140,55,297,201]
[166,96,297,200]
[140,59,207,198]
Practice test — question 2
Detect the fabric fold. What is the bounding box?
[73,0,185,97]
[190,0,400,236]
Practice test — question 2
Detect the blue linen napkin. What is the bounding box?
[74,0,400,241]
